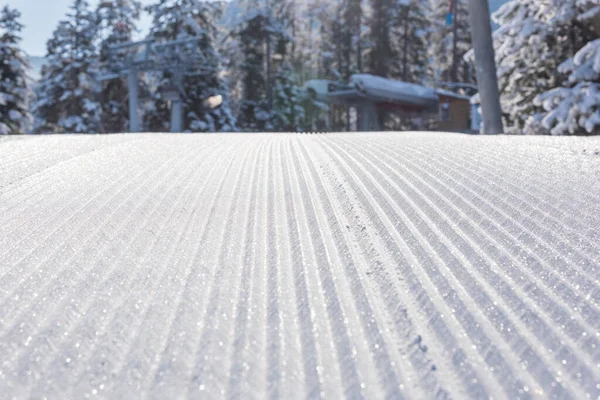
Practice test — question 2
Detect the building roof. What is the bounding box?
[304,74,440,112]
[436,88,472,101]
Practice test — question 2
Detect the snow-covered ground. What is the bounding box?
[0,132,599,399]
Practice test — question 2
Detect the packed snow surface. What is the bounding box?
[0,132,599,399]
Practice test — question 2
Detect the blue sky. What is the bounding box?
[6,0,154,55]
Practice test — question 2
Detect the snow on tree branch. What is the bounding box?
[535,2,600,136]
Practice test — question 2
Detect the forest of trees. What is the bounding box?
[0,0,599,134]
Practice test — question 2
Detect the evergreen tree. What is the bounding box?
[293,0,330,83]
[470,0,595,134]
[317,4,343,80]
[144,0,236,132]
[271,0,306,131]
[327,0,363,80]
[393,0,430,83]
[0,6,29,134]
[365,0,432,129]
[33,0,101,133]
[236,12,272,131]
[536,1,600,135]
[366,0,395,129]
[271,24,304,132]
[367,0,395,78]
[429,0,473,85]
[298,88,328,131]
[96,0,143,133]
[314,6,349,131]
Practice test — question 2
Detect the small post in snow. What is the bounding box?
[170,71,184,133]
[467,0,504,134]
[128,68,140,133]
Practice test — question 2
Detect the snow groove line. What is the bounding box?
[139,140,247,397]
[438,140,600,242]
[279,138,323,399]
[242,139,269,399]
[287,139,366,399]
[0,150,175,283]
[121,139,259,398]
[100,139,249,397]
[226,138,268,400]
[0,134,127,171]
[382,140,600,321]
[0,141,209,334]
[469,139,600,209]
[0,140,162,266]
[0,167,115,256]
[334,137,595,398]
[0,138,169,235]
[0,136,143,218]
[417,144,600,288]
[370,151,595,394]
[301,140,452,399]
[1,133,598,398]
[0,135,140,193]
[325,137,543,399]
[342,136,596,364]
[362,139,600,357]
[264,140,282,400]
[0,141,182,270]
[352,138,593,390]
[7,140,231,397]
[0,140,214,292]
[61,142,233,398]
[407,139,600,282]
[126,140,245,399]
[441,139,600,261]
[317,137,494,399]
[353,138,600,331]
[185,138,259,398]
[272,138,306,399]
[295,138,422,399]
[284,137,347,398]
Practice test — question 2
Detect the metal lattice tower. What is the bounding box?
[98,35,210,132]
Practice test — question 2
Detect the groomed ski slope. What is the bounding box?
[0,132,599,399]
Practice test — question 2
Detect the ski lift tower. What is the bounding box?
[98,35,209,133]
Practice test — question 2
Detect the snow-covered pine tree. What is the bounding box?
[144,0,236,132]
[469,0,596,134]
[33,0,101,133]
[365,0,396,129]
[96,0,142,133]
[316,4,343,82]
[366,0,430,129]
[308,5,347,132]
[535,1,600,135]
[366,0,395,78]
[269,0,305,131]
[217,0,244,120]
[393,0,430,84]
[292,0,329,83]
[329,0,363,80]
[32,23,67,133]
[374,0,430,130]
[429,0,473,85]
[0,6,29,134]
[280,0,332,130]
[313,0,362,131]
[236,12,272,131]
[271,24,304,131]
[272,61,304,131]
